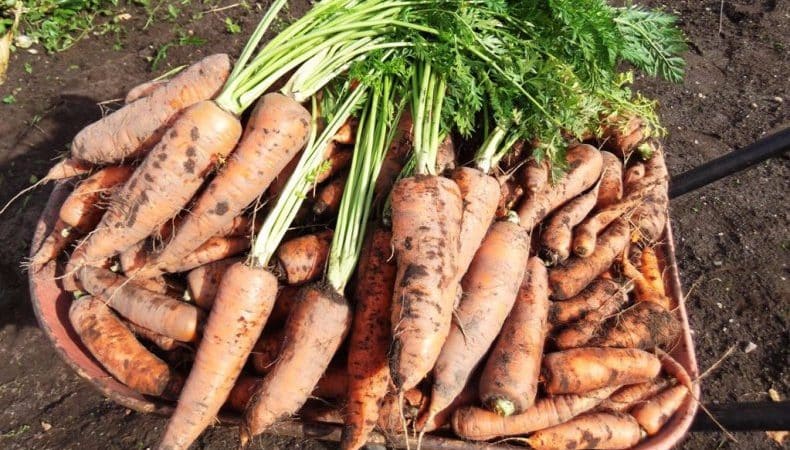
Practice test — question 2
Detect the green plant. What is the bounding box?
[224,17,240,34]
[150,31,206,70]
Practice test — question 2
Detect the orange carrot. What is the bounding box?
[249,328,284,375]
[640,247,665,296]
[630,384,689,435]
[77,266,204,342]
[624,162,646,191]
[517,144,603,229]
[268,285,299,325]
[164,235,250,274]
[522,156,549,194]
[479,256,549,416]
[435,134,456,174]
[572,196,642,258]
[540,183,600,265]
[59,166,135,233]
[29,218,77,271]
[548,279,621,327]
[186,257,243,309]
[124,320,179,351]
[598,378,671,413]
[620,249,671,310]
[140,94,310,277]
[495,176,525,219]
[423,220,529,428]
[587,301,681,350]
[373,111,412,202]
[630,142,669,246]
[226,376,263,413]
[125,79,167,104]
[332,119,356,145]
[525,411,644,450]
[377,388,429,434]
[314,366,349,400]
[542,348,661,395]
[601,115,645,157]
[420,379,478,433]
[69,295,175,396]
[242,283,351,443]
[656,349,694,392]
[216,215,257,238]
[552,288,629,350]
[72,54,232,164]
[313,173,348,216]
[596,151,623,209]
[452,386,620,441]
[549,219,630,300]
[159,262,278,450]
[274,230,333,285]
[342,228,397,450]
[315,148,353,184]
[451,167,501,282]
[389,175,463,391]
[44,158,93,181]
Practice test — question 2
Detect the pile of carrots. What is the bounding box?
[21,1,695,449]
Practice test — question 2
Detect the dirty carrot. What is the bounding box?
[29,218,77,271]
[435,134,456,174]
[601,115,646,157]
[313,173,348,216]
[275,230,333,285]
[496,176,525,219]
[314,366,349,400]
[630,141,670,246]
[185,257,243,309]
[540,182,600,265]
[45,157,93,181]
[552,287,629,350]
[596,151,623,209]
[59,166,135,233]
[419,379,478,433]
[451,166,501,277]
[125,79,167,104]
[542,347,661,395]
[621,248,671,309]
[598,378,671,413]
[525,411,644,450]
[249,328,284,375]
[630,384,689,435]
[522,156,549,194]
[640,246,666,296]
[548,279,622,327]
[315,148,353,184]
[479,256,549,416]
[165,235,250,274]
[124,320,179,351]
[587,301,681,350]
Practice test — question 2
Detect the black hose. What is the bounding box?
[691,401,790,432]
[669,127,790,199]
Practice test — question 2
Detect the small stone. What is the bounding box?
[750,102,758,108]
[15,35,34,49]
[715,302,723,309]
[713,260,723,267]
[41,421,51,431]
[768,388,782,402]
[743,342,757,353]
[728,318,734,323]
[773,96,783,103]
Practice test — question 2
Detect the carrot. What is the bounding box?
[66,99,243,278]
[315,148,353,184]
[517,144,603,229]
[72,54,232,164]
[640,247,665,296]
[451,167,501,282]
[373,111,412,201]
[587,301,681,350]
[479,256,549,416]
[227,376,263,413]
[69,295,175,396]
[548,279,621,327]
[630,384,689,435]
[77,266,204,342]
[268,285,299,324]
[59,166,135,233]
[542,347,661,395]
[248,328,284,375]
[423,220,529,428]
[140,94,311,278]
[620,248,671,310]
[452,385,620,441]
[342,228,397,450]
[159,262,278,450]
[420,379,477,433]
[124,320,179,351]
[242,283,351,443]
[332,119,357,145]
[498,139,526,172]
[216,215,257,238]
[598,378,671,413]
[265,149,302,202]
[624,162,646,191]
[313,173,348,216]
[164,235,250,274]
[29,218,77,271]
[572,194,643,258]
[522,156,549,194]
[495,176,524,219]
[44,157,93,181]
[656,349,694,392]
[549,219,630,300]
[314,366,349,400]
[597,151,623,209]
[378,388,429,433]
[525,411,644,450]
[185,257,243,309]
[552,287,629,350]
[125,79,167,104]
[630,142,669,246]
[540,183,600,265]
[601,115,645,157]
[389,174,463,391]
[274,230,333,285]
[435,134,456,174]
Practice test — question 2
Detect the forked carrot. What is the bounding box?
[552,287,628,350]
[540,182,600,265]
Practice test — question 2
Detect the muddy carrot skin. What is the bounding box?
[526,411,644,450]
[419,380,478,433]
[373,111,412,202]
[479,256,549,416]
[249,328,285,375]
[435,134,456,174]
[598,378,671,413]
[630,384,689,435]
[124,320,178,351]
[451,167,501,280]
[313,174,348,216]
[165,235,250,274]
[540,184,600,265]
[377,388,430,434]
[601,115,645,157]
[59,166,135,233]
[588,301,681,350]
[542,347,661,395]
[548,279,621,327]
[315,148,353,184]
[552,287,629,350]
[522,156,549,194]
[496,176,525,219]
[29,218,78,271]
[72,54,232,164]
[186,257,243,309]
[631,142,669,246]
[275,230,333,285]
[44,158,93,181]
[596,151,623,209]
[124,79,167,104]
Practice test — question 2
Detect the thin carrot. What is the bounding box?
[552,287,629,350]
[124,320,179,351]
[377,388,429,434]
[226,376,263,413]
[601,115,645,157]
[587,301,681,350]
[29,218,77,271]
[452,385,620,441]
[274,230,333,285]
[549,219,630,300]
[598,378,671,413]
[313,173,348,216]
[542,347,661,395]
[630,142,669,246]
[44,157,93,181]
[630,384,689,435]
[315,148,353,184]
[548,279,622,327]
[496,176,525,219]
[479,256,549,416]
[186,257,243,309]
[620,248,671,309]
[640,246,665,296]
[525,411,644,450]
[164,235,250,274]
[125,79,167,104]
[597,151,623,209]
[59,166,135,233]
[540,182,600,265]
[72,54,232,164]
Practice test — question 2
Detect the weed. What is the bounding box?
[150,31,206,71]
[224,17,240,34]
[2,94,15,104]
[23,61,30,73]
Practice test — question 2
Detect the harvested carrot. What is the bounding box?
[451,167,501,282]
[159,262,278,450]
[342,228,396,450]
[548,279,621,327]
[389,175,463,391]
[640,247,665,296]
[59,166,135,233]
[540,182,600,265]
[125,79,167,104]
[378,388,429,433]
[621,249,671,310]
[313,173,348,216]
[624,162,646,192]
[420,379,477,433]
[479,256,549,416]
[522,156,549,194]
[315,148,353,184]
[242,284,351,442]
[517,144,603,229]
[124,320,178,351]
[597,151,623,209]
[314,366,349,400]
[70,295,174,396]
[435,134,456,174]
[226,376,263,413]
[526,411,643,450]
[165,235,250,274]
[275,230,333,285]
[588,301,681,350]
[496,176,524,219]
[656,349,694,392]
[216,215,257,238]
[300,401,345,424]
[29,218,77,271]
[601,115,645,157]
[631,142,669,246]
[333,119,356,145]
[549,219,630,300]
[452,385,619,441]
[77,266,204,342]
[186,257,243,309]
[44,157,93,181]
[423,220,529,427]
[72,54,232,164]
[572,193,642,258]
[373,111,412,202]
[552,287,628,350]
[268,285,299,324]
[630,384,689,435]
[249,328,284,375]
[542,347,661,395]
[598,378,671,413]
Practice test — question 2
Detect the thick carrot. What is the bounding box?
[124,320,178,351]
[242,283,351,442]
[186,257,243,309]
[548,279,621,327]
[59,166,135,233]
[125,79,167,104]
[549,219,630,300]
[249,328,283,375]
[597,151,623,209]
[518,144,603,229]
[77,266,204,342]
[451,167,501,281]
[389,175,463,391]
[67,99,242,277]
[423,220,529,427]
[495,176,524,219]
[522,156,549,194]
[630,143,669,246]
[526,411,643,450]
[141,94,311,277]
[452,386,620,441]
[29,218,77,271]
[542,347,661,395]
[540,183,600,265]
[313,173,348,216]
[72,54,232,164]
[601,115,645,157]
[598,378,671,413]
[69,295,174,396]
[552,287,629,350]
[159,262,278,450]
[342,228,397,450]
[315,148,353,184]
[435,134,456,174]
[274,230,333,285]
[630,384,689,435]
[587,301,681,350]
[165,235,250,274]
[479,256,549,416]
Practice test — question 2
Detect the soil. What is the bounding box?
[0,1,787,449]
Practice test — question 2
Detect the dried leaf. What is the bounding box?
[766,431,787,445]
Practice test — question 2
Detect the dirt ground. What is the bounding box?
[0,1,787,449]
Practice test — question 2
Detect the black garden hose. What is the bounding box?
[691,401,790,432]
